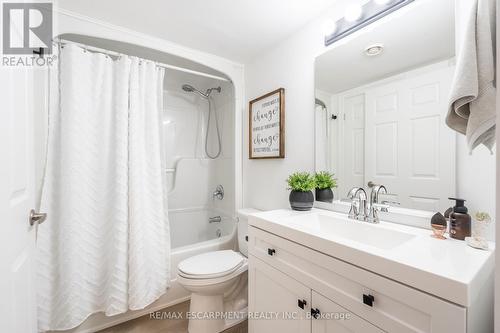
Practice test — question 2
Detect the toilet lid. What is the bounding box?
[178,250,245,279]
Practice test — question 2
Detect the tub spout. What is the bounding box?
[209,216,222,223]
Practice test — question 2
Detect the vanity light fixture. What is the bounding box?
[324,0,414,46]
[344,4,363,22]
[322,19,337,36]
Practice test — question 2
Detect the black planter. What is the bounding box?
[315,188,334,203]
[289,190,314,211]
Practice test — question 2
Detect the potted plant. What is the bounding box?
[468,212,492,250]
[314,171,337,203]
[286,172,316,211]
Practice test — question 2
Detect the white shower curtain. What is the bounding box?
[36,44,170,331]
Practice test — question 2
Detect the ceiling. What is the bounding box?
[315,0,455,94]
[58,0,338,63]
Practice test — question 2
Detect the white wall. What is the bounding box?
[244,0,360,210]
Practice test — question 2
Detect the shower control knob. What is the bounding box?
[212,185,224,200]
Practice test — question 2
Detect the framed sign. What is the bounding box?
[249,88,285,159]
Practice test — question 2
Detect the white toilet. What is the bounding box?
[177,209,257,333]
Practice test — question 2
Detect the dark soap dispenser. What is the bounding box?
[448,198,471,240]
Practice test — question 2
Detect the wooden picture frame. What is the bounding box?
[249,88,285,159]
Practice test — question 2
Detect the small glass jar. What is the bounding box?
[431,224,446,239]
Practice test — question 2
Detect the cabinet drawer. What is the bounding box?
[249,226,466,333]
[312,290,384,333]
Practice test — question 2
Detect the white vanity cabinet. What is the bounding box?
[249,254,384,333]
[248,225,468,333]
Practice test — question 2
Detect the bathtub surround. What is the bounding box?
[37,44,170,331]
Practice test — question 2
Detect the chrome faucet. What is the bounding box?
[366,185,387,223]
[345,185,400,223]
[346,187,368,221]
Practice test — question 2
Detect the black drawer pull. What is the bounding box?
[311,308,321,319]
[363,294,375,307]
[245,235,248,241]
[297,299,307,309]
[267,248,276,256]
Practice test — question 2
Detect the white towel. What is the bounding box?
[446,0,496,153]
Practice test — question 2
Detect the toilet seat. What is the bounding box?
[178,250,246,280]
[177,261,248,287]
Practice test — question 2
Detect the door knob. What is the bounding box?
[29,209,47,226]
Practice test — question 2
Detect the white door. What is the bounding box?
[365,63,455,212]
[339,93,365,197]
[248,255,311,333]
[311,291,384,333]
[0,66,39,332]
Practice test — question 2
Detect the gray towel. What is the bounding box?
[446,0,496,153]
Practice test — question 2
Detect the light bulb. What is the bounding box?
[322,19,337,36]
[344,4,363,22]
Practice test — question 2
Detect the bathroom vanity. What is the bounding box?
[247,209,494,333]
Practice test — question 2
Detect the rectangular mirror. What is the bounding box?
[314,0,495,214]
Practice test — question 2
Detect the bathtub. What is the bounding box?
[64,208,237,333]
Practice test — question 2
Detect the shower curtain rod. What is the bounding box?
[53,39,231,82]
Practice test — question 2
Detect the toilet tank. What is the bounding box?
[237,208,261,257]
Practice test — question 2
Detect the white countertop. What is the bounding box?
[249,208,495,307]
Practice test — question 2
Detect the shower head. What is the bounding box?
[182,84,221,98]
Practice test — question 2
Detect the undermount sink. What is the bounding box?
[283,213,415,250]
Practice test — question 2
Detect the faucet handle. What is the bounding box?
[372,203,390,210]
[341,198,359,219]
[381,200,400,206]
[379,200,400,212]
